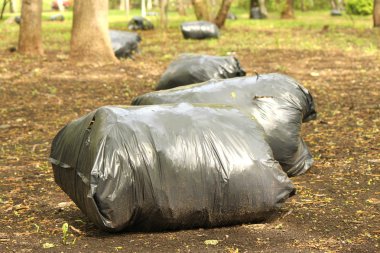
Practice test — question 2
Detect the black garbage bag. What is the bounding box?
[49,14,65,21]
[250,7,263,19]
[181,21,219,39]
[50,103,295,232]
[155,54,246,90]
[132,74,317,177]
[109,30,141,59]
[128,16,154,30]
[14,16,21,24]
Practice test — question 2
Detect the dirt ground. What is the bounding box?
[0,27,379,253]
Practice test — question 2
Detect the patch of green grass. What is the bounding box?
[0,8,378,55]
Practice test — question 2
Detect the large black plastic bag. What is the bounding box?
[128,16,154,30]
[50,103,295,232]
[181,21,219,39]
[109,30,141,59]
[132,74,317,177]
[156,54,246,90]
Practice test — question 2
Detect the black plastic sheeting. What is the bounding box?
[128,16,154,30]
[155,54,246,90]
[49,14,64,21]
[109,30,141,59]
[132,74,317,177]
[50,104,295,232]
[181,21,219,39]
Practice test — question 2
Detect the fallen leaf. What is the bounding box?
[42,242,55,249]
[204,239,219,245]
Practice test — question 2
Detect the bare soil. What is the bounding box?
[0,28,379,253]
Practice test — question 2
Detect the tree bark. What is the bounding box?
[374,0,380,27]
[10,0,17,13]
[258,0,268,18]
[191,0,210,21]
[147,0,152,10]
[213,0,233,28]
[177,0,187,16]
[18,0,43,55]
[159,0,168,28]
[70,0,117,63]
[141,0,146,17]
[281,0,295,19]
[56,0,65,12]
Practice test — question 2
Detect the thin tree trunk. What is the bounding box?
[159,0,168,28]
[213,0,233,28]
[56,0,65,12]
[141,0,146,17]
[1,1,8,19]
[147,0,152,10]
[119,0,125,10]
[126,0,130,16]
[258,0,268,18]
[281,0,295,19]
[119,0,130,16]
[177,0,186,16]
[18,0,43,55]
[10,0,17,13]
[70,0,117,63]
[374,0,380,27]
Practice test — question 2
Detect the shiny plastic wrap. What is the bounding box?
[132,74,317,177]
[155,54,246,90]
[109,30,141,59]
[50,103,295,232]
[181,21,219,39]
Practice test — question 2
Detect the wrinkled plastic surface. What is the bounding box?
[128,16,154,30]
[156,54,246,90]
[132,74,317,177]
[181,21,219,39]
[50,103,295,232]
[49,14,64,21]
[109,30,141,59]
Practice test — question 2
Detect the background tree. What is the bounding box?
[281,0,295,18]
[18,0,43,55]
[191,0,233,28]
[249,0,268,18]
[119,0,130,16]
[70,0,117,63]
[159,0,168,28]
[141,0,146,16]
[374,0,380,27]
[177,0,187,16]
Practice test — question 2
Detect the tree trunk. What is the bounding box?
[213,0,233,28]
[177,0,187,16]
[18,0,43,55]
[159,0,168,28]
[10,0,17,13]
[374,0,380,27]
[281,0,295,19]
[119,0,130,16]
[56,0,65,12]
[147,0,152,10]
[141,0,146,17]
[258,0,268,18]
[191,0,210,21]
[70,0,117,63]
